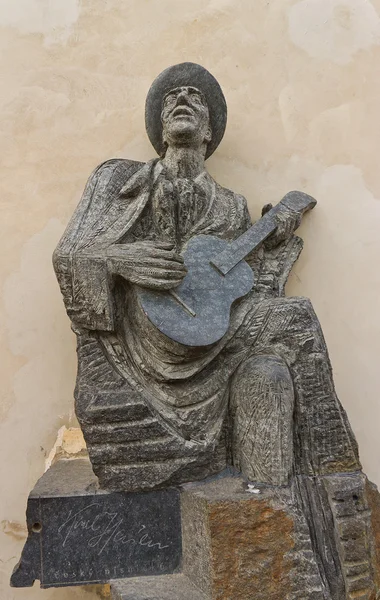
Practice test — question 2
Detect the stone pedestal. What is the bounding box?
[111,575,207,599]
[180,477,325,600]
[10,459,181,588]
[11,459,380,599]
[112,474,380,599]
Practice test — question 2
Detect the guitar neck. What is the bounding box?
[210,191,316,276]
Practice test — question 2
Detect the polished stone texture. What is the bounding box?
[11,460,181,589]
[138,234,255,347]
[138,192,316,347]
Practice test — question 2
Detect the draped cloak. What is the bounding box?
[54,158,360,482]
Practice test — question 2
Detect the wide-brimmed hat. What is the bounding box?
[145,62,227,159]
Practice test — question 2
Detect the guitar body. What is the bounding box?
[136,192,316,348]
[137,235,254,347]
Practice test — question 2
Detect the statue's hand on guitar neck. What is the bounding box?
[263,203,302,250]
[106,241,187,290]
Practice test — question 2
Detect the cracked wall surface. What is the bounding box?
[1,1,380,598]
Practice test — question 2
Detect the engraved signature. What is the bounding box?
[58,503,169,555]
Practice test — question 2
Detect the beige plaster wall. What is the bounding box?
[1,0,380,597]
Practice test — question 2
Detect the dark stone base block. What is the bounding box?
[10,459,181,588]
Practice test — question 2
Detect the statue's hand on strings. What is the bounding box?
[106,241,187,290]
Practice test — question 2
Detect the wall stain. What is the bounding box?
[1,520,27,541]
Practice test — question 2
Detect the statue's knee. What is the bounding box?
[231,354,294,486]
[231,354,294,418]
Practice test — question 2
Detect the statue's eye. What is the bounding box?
[164,94,176,106]
[191,94,201,104]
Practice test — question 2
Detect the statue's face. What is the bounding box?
[161,86,212,151]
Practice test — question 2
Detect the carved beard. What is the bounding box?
[152,173,208,250]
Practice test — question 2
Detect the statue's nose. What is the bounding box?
[175,89,191,105]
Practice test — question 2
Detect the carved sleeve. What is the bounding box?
[53,159,144,331]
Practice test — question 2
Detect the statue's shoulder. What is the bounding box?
[55,159,148,255]
[89,157,145,187]
[214,179,249,208]
[214,179,252,227]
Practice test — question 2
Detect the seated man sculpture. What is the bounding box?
[53,63,380,598]
[54,63,360,492]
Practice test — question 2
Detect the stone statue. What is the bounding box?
[53,62,359,490]
[53,63,378,597]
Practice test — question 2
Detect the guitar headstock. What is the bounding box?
[280,191,317,215]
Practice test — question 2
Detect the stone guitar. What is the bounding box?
[137,191,316,347]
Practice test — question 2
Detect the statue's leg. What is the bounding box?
[228,298,376,596]
[230,354,294,486]
[233,296,360,476]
